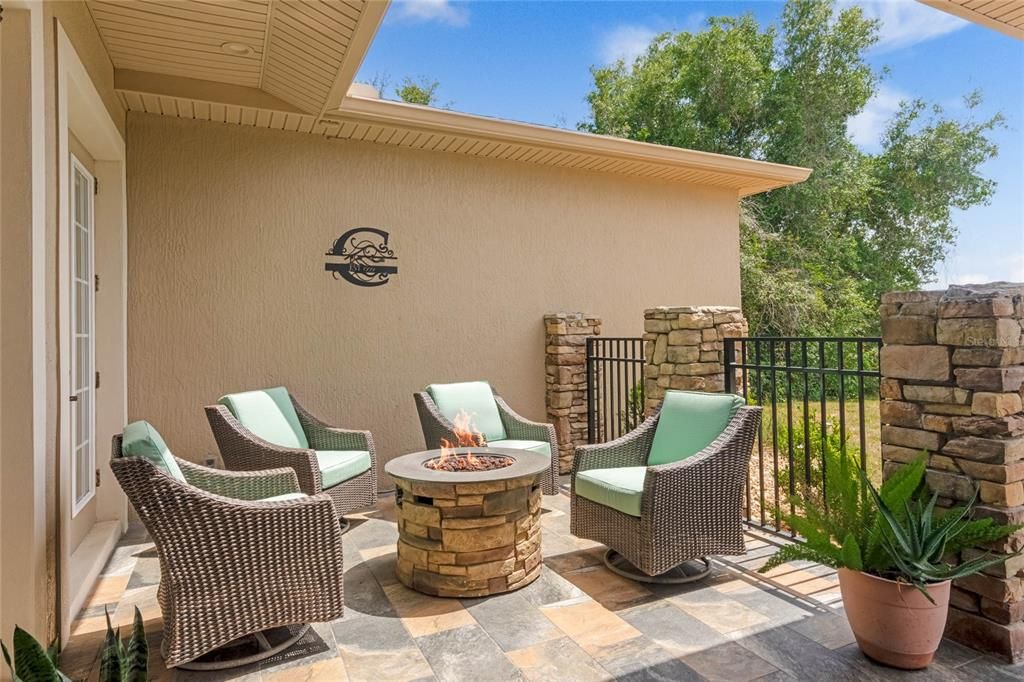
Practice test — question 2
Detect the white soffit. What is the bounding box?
[918,0,1024,40]
[89,0,388,117]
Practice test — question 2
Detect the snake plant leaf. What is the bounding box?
[124,607,149,682]
[2,639,17,682]
[841,533,863,571]
[98,610,122,682]
[11,627,61,682]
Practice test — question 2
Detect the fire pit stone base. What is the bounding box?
[393,474,543,597]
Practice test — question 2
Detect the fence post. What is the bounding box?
[545,313,601,474]
[643,306,748,415]
[880,283,1024,662]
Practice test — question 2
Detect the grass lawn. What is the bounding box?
[746,398,881,528]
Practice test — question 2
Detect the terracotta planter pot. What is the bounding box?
[837,568,950,670]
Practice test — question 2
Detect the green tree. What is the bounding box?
[395,76,442,106]
[582,0,1002,336]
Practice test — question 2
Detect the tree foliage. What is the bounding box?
[395,76,442,107]
[582,0,1002,336]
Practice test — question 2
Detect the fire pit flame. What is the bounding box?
[424,410,514,472]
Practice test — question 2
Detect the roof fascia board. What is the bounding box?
[321,0,391,115]
[329,95,812,191]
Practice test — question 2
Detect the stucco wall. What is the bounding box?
[127,113,741,485]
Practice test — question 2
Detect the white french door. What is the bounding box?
[70,156,96,516]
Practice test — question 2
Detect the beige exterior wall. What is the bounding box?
[127,113,741,483]
[1,1,125,652]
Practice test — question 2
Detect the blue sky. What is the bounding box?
[357,1,1024,286]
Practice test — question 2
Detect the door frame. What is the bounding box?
[56,22,128,641]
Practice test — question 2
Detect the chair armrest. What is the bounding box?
[571,413,659,476]
[642,406,762,522]
[494,395,554,442]
[205,404,322,494]
[291,397,375,453]
[176,458,301,501]
[414,391,461,448]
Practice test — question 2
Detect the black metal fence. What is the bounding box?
[725,337,882,535]
[586,337,645,444]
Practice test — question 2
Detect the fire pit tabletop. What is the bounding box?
[385,446,550,484]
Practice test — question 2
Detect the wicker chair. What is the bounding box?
[205,387,377,529]
[414,381,560,494]
[570,390,762,583]
[110,422,345,670]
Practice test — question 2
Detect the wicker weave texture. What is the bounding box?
[570,403,762,576]
[413,388,560,495]
[111,436,345,668]
[204,394,377,518]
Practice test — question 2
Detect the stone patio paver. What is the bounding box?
[61,490,1021,681]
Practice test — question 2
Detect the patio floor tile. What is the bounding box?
[462,592,562,651]
[414,624,523,682]
[538,597,642,655]
[681,640,779,681]
[64,489,1021,681]
[504,636,609,681]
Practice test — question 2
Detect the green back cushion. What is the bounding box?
[426,381,507,442]
[219,387,309,449]
[121,420,186,482]
[647,391,745,466]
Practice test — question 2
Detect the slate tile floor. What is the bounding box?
[62,491,1023,681]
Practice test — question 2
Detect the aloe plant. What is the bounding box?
[868,481,1018,602]
[759,440,1021,593]
[1,607,147,682]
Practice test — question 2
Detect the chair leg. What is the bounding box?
[338,517,351,534]
[172,624,311,671]
[603,550,712,585]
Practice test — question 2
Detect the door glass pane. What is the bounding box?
[76,337,89,391]
[70,160,95,513]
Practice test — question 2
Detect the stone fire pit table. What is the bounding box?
[384,447,547,598]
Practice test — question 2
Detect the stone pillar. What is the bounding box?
[879,283,1024,662]
[544,313,601,473]
[643,306,748,414]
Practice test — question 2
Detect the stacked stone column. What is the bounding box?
[642,306,748,414]
[879,283,1024,662]
[544,313,601,473]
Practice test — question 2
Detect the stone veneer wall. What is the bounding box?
[544,313,601,473]
[879,283,1024,662]
[642,306,748,414]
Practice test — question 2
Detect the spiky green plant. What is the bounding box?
[99,607,148,682]
[1,607,147,682]
[759,442,1021,596]
[868,482,1018,602]
[1,627,69,682]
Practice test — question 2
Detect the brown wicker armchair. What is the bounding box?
[414,381,560,494]
[111,427,345,670]
[205,387,377,528]
[570,390,761,583]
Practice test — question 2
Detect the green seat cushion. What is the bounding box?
[261,492,307,503]
[120,420,186,482]
[219,387,309,449]
[488,439,550,457]
[648,390,745,466]
[426,381,507,441]
[575,467,646,517]
[316,450,372,489]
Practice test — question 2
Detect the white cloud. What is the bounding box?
[848,84,907,150]
[391,0,468,27]
[854,1,968,53]
[599,24,658,65]
[597,14,705,66]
